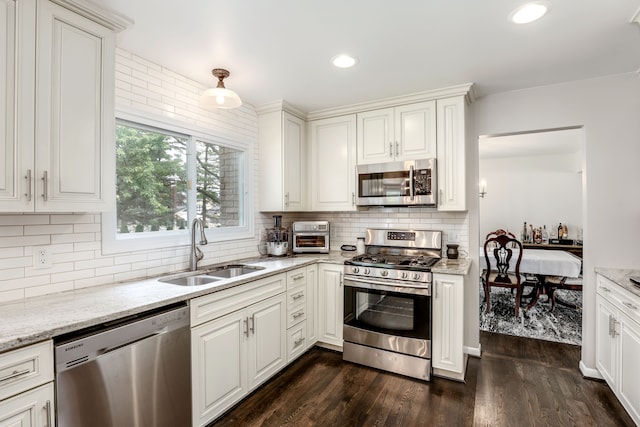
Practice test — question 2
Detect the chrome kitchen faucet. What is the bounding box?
[190,218,208,271]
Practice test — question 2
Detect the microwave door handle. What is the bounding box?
[409,165,415,200]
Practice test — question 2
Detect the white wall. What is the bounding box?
[479,151,583,240]
[470,72,640,372]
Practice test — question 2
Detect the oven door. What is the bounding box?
[293,232,329,253]
[343,276,431,358]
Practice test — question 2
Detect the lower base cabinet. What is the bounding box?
[596,273,640,424]
[318,263,343,348]
[0,383,54,427]
[432,273,466,381]
[191,281,286,427]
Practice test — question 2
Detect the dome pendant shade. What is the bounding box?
[201,68,242,109]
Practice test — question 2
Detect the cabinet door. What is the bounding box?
[0,0,35,211]
[0,383,54,427]
[247,293,286,390]
[283,112,306,211]
[356,108,393,165]
[310,115,357,211]
[394,101,436,161]
[306,264,318,347]
[436,96,466,211]
[432,273,465,378]
[318,264,344,347]
[35,0,115,211]
[191,310,247,427]
[595,295,617,388]
[619,313,640,424]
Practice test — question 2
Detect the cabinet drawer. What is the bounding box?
[191,274,285,327]
[598,275,640,326]
[287,305,307,328]
[0,341,53,401]
[287,286,307,310]
[287,321,307,362]
[287,268,307,289]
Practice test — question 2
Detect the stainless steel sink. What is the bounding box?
[205,264,265,278]
[159,275,222,286]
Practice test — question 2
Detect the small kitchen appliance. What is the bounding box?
[292,220,330,253]
[266,215,289,256]
[356,158,437,207]
[343,228,442,381]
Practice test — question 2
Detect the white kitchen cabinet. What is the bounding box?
[258,108,307,211]
[190,274,286,427]
[596,273,640,424]
[432,273,466,380]
[309,115,357,211]
[318,263,344,348]
[0,341,54,427]
[436,96,466,211]
[356,101,436,165]
[306,264,318,348]
[0,0,123,212]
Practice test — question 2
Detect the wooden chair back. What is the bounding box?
[483,234,524,316]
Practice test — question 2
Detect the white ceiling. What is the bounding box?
[95,0,640,113]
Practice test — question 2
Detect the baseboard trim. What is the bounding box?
[465,344,482,358]
[580,360,603,379]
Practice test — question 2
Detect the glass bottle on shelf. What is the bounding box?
[529,224,534,243]
[557,223,563,240]
[521,222,527,243]
[542,225,549,244]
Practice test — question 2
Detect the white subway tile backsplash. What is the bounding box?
[0,235,50,248]
[24,224,74,235]
[24,282,74,299]
[0,289,24,303]
[0,226,23,237]
[0,215,49,225]
[0,268,25,281]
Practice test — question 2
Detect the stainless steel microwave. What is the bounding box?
[356,159,437,207]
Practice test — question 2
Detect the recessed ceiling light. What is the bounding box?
[510,1,551,24]
[331,54,358,68]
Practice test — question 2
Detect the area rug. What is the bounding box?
[479,285,582,346]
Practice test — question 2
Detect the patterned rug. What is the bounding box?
[479,285,582,346]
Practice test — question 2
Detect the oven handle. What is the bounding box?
[343,276,430,296]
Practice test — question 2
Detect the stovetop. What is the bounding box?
[345,254,440,271]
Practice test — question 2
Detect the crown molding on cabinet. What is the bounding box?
[255,100,307,120]
[51,0,133,32]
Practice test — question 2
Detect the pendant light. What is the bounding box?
[201,68,242,109]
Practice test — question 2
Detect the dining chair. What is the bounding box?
[544,275,583,312]
[483,233,525,317]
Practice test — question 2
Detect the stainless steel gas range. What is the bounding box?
[343,228,442,381]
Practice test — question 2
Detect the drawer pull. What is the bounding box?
[293,310,305,319]
[0,368,31,383]
[44,400,52,427]
[292,292,304,300]
[600,287,611,293]
[294,337,305,347]
[623,302,638,310]
[292,274,304,281]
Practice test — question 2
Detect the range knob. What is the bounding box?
[413,273,421,280]
[401,272,408,279]
[364,268,371,275]
[380,270,389,277]
[352,267,359,274]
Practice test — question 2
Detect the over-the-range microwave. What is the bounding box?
[356,158,437,207]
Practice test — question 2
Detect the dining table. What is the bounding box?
[479,247,583,309]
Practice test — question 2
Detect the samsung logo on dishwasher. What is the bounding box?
[64,343,84,352]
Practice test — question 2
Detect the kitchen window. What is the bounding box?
[102,109,253,253]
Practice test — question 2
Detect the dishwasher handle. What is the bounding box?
[55,305,189,373]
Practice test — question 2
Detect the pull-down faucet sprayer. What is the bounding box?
[190,218,208,271]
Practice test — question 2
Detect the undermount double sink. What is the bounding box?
[159,264,266,286]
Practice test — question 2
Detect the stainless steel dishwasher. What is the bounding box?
[54,303,191,427]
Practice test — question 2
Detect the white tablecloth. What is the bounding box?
[479,248,582,278]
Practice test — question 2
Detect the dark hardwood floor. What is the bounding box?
[210,332,633,427]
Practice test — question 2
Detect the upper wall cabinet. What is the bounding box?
[309,115,357,211]
[436,96,467,211]
[258,108,307,211]
[0,0,128,213]
[356,101,436,165]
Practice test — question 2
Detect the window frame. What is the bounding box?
[102,107,254,255]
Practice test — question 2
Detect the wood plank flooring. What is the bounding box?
[210,332,634,427]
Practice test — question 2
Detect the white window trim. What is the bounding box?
[102,106,254,255]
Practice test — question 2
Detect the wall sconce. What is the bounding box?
[479,179,487,198]
[201,68,242,109]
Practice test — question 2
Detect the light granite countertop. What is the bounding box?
[0,251,470,353]
[595,267,640,298]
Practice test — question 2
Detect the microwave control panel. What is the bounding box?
[414,169,432,195]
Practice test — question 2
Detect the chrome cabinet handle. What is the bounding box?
[352,192,355,206]
[285,192,289,207]
[243,318,249,337]
[613,320,620,337]
[340,272,343,287]
[44,400,52,427]
[294,337,305,347]
[292,292,304,300]
[249,315,255,334]
[439,189,443,206]
[292,274,304,281]
[395,141,399,157]
[608,314,614,337]
[293,310,304,319]
[41,171,48,201]
[25,169,32,201]
[600,286,611,293]
[623,301,638,310]
[409,165,415,200]
[389,142,393,158]
[0,368,31,382]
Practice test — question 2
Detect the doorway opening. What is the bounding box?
[478,126,585,345]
